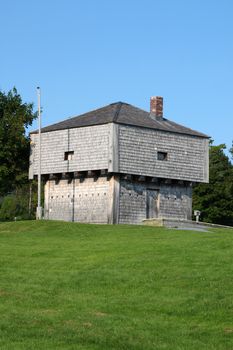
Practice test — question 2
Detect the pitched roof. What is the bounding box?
[32,102,209,138]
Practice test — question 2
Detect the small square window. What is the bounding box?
[64,151,74,161]
[157,151,168,161]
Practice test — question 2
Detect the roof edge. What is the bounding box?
[30,119,210,139]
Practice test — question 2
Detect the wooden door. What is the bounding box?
[146,190,159,219]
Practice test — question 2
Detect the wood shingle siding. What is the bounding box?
[44,177,110,223]
[118,125,209,183]
[30,124,110,178]
[119,180,192,224]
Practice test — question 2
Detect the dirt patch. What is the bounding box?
[63,319,79,330]
[0,289,21,298]
[83,322,92,328]
[93,311,108,317]
[39,309,59,315]
[224,328,233,334]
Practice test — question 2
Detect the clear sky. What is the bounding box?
[1,0,232,152]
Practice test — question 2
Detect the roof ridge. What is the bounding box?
[112,102,123,122]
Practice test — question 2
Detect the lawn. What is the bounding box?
[0,221,233,350]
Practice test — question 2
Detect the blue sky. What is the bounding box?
[1,0,232,152]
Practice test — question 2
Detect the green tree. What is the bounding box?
[193,142,233,226]
[230,142,233,161]
[0,87,36,196]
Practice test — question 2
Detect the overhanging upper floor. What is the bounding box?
[29,122,209,183]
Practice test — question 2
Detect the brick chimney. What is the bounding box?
[150,96,163,120]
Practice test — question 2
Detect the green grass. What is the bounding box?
[0,221,233,349]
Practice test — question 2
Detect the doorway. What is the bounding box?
[146,189,159,219]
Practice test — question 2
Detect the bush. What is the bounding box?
[0,195,18,221]
[0,184,37,221]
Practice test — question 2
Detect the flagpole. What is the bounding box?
[36,86,42,220]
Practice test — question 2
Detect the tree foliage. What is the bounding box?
[0,182,38,221]
[0,88,36,196]
[193,143,233,226]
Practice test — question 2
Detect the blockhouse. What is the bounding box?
[29,97,209,224]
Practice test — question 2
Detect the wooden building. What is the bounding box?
[29,97,209,224]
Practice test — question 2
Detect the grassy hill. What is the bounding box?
[0,221,233,350]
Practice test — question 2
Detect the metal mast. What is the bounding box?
[36,87,42,219]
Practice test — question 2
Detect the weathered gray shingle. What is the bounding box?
[31,102,208,138]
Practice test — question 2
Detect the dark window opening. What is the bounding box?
[157,151,168,161]
[64,151,74,161]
